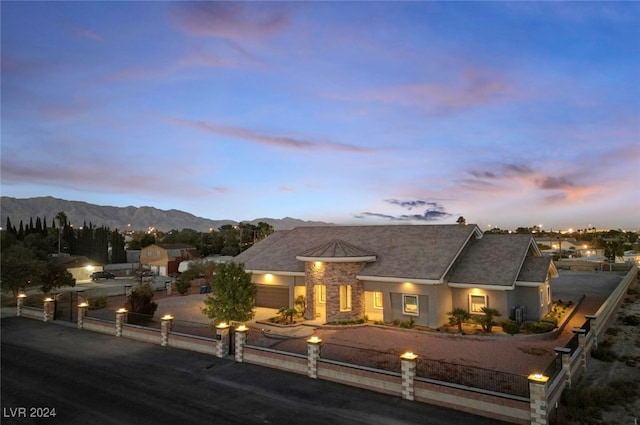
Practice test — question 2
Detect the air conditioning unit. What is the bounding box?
[514,307,526,325]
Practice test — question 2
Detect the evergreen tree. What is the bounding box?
[202,262,256,323]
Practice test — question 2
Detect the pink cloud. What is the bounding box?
[74,27,102,41]
[164,117,374,154]
[169,2,290,43]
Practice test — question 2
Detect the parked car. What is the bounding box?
[90,271,115,281]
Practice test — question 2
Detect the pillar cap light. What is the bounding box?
[528,373,549,383]
[78,302,89,308]
[17,293,27,298]
[307,336,322,344]
[44,297,54,302]
[161,314,174,321]
[236,324,248,332]
[216,322,229,329]
[116,308,128,313]
[400,351,418,360]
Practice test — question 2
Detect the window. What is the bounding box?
[539,289,544,307]
[469,294,487,313]
[318,285,326,304]
[546,286,551,304]
[155,250,160,257]
[374,292,383,309]
[403,294,419,316]
[146,250,152,257]
[340,285,352,311]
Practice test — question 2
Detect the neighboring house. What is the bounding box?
[234,224,558,327]
[140,243,198,276]
[50,254,98,281]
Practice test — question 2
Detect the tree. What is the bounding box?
[55,211,68,254]
[125,282,158,323]
[474,307,502,333]
[447,308,471,333]
[40,261,75,294]
[0,245,43,296]
[456,216,466,225]
[202,262,256,323]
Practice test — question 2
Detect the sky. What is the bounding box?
[1,1,639,231]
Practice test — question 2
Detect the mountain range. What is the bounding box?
[0,196,332,232]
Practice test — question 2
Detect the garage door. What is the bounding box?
[255,285,289,309]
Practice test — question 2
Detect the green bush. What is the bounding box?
[540,314,558,327]
[522,320,555,334]
[501,320,520,335]
[88,295,108,310]
[174,277,192,295]
[622,314,640,326]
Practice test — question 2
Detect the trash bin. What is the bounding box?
[200,285,207,294]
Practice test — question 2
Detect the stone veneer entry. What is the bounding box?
[304,261,365,322]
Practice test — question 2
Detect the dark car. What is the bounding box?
[90,271,115,281]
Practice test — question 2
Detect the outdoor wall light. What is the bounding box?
[528,373,549,383]
[400,351,418,361]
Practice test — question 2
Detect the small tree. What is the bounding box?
[474,307,501,333]
[447,308,470,333]
[125,282,158,322]
[202,262,256,323]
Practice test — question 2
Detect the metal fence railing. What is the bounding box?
[320,343,402,373]
[416,357,530,398]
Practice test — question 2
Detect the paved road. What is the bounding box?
[1,317,510,425]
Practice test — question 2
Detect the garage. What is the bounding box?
[255,285,289,309]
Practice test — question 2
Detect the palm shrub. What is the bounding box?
[447,308,471,333]
[474,307,501,333]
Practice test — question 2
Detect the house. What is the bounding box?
[140,243,198,276]
[50,254,98,281]
[233,224,558,327]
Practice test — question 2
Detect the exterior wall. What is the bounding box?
[83,317,117,335]
[317,362,402,397]
[362,281,441,328]
[167,333,217,355]
[364,291,384,322]
[451,287,509,319]
[252,273,299,309]
[121,324,161,343]
[514,287,543,322]
[244,347,308,375]
[140,245,169,267]
[431,283,453,328]
[414,380,529,425]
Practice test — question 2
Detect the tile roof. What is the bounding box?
[447,234,536,287]
[517,256,555,283]
[297,239,375,259]
[234,224,481,281]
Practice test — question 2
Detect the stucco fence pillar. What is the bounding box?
[215,323,230,358]
[234,325,249,362]
[528,374,550,425]
[572,328,588,373]
[43,297,55,322]
[77,302,89,329]
[115,308,127,337]
[16,294,26,317]
[400,352,418,401]
[307,336,322,378]
[160,315,174,346]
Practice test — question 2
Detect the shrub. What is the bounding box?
[174,277,192,295]
[125,282,158,317]
[622,314,640,326]
[88,295,108,310]
[522,320,555,334]
[501,320,520,335]
[540,314,558,327]
[591,346,617,362]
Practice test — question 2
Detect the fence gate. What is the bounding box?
[53,292,77,323]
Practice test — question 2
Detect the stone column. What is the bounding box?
[307,336,322,379]
[400,352,418,401]
[16,294,26,317]
[235,325,249,363]
[115,308,127,337]
[572,328,588,372]
[165,281,173,296]
[528,374,550,425]
[43,297,54,322]
[77,302,89,329]
[160,315,174,346]
[215,323,230,358]
[554,347,572,388]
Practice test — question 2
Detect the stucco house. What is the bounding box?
[233,224,558,328]
[140,243,198,276]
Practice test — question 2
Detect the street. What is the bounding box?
[1,317,509,425]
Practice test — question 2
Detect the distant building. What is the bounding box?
[50,255,100,281]
[140,243,198,276]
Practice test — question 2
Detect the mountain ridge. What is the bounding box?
[0,196,333,232]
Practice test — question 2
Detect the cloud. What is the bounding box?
[356,200,453,222]
[170,2,290,42]
[165,117,374,153]
[73,27,102,41]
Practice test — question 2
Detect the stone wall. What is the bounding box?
[304,261,365,322]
